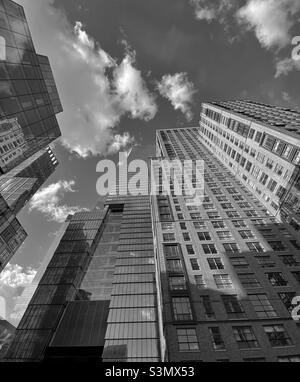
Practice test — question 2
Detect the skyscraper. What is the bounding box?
[0,0,62,268]
[5,102,300,362]
[5,198,163,362]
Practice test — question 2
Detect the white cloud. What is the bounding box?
[29,180,88,223]
[18,1,157,158]
[108,133,135,155]
[0,263,36,289]
[237,0,300,50]
[275,57,300,77]
[190,0,236,22]
[157,73,197,121]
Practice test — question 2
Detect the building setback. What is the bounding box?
[0,0,62,269]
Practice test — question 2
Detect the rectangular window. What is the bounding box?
[264,325,292,347]
[190,258,200,271]
[169,276,187,291]
[238,273,261,288]
[232,220,246,228]
[231,257,249,269]
[278,292,296,313]
[212,221,225,229]
[239,230,255,239]
[172,297,193,321]
[266,272,288,287]
[209,327,225,350]
[167,259,183,272]
[268,241,287,252]
[183,232,191,241]
[247,242,264,253]
[202,244,218,254]
[186,244,195,255]
[193,221,206,229]
[217,231,233,240]
[164,245,180,258]
[278,356,300,362]
[214,274,233,289]
[176,328,199,352]
[163,233,175,242]
[195,275,206,289]
[201,296,215,318]
[198,232,211,241]
[222,295,246,318]
[280,255,299,267]
[233,327,259,349]
[207,258,224,270]
[249,294,277,318]
[223,243,239,253]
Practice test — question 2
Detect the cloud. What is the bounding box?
[237,0,300,50]
[275,57,300,77]
[29,180,88,223]
[190,0,236,22]
[0,263,36,289]
[18,1,157,158]
[157,73,197,121]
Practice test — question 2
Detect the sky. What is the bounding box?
[1,0,300,324]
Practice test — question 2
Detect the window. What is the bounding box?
[163,233,175,242]
[278,355,300,362]
[202,244,217,254]
[264,325,292,347]
[292,271,300,283]
[266,272,288,287]
[198,232,211,241]
[190,258,200,271]
[186,244,195,255]
[217,231,232,240]
[247,242,264,253]
[212,221,225,229]
[233,326,259,349]
[222,295,246,318]
[226,211,240,218]
[214,274,233,289]
[278,292,296,313]
[232,220,246,228]
[249,294,277,318]
[231,257,249,269]
[239,230,254,239]
[193,221,206,229]
[177,328,199,352]
[190,212,201,220]
[164,245,180,258]
[207,212,221,219]
[255,255,275,268]
[195,275,206,289]
[180,222,187,230]
[223,243,239,253]
[161,222,173,230]
[172,297,193,320]
[280,255,299,267]
[207,258,224,270]
[238,273,261,288]
[183,232,191,242]
[201,296,215,318]
[167,259,183,272]
[290,240,300,250]
[268,241,287,252]
[209,327,225,350]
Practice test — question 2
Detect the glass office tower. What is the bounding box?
[0,0,63,268]
[5,197,162,362]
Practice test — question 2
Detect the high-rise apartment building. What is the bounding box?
[0,0,62,268]
[199,100,300,230]
[5,103,300,362]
